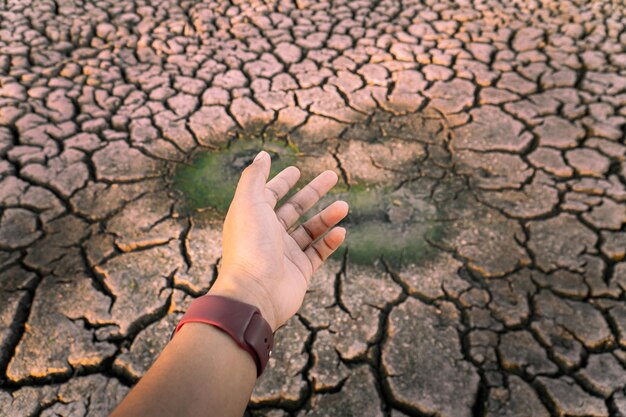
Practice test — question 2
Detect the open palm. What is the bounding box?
[210,151,349,331]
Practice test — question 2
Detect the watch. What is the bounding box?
[171,295,274,377]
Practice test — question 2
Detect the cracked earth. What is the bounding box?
[1,0,626,416]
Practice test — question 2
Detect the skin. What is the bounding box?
[109,151,349,417]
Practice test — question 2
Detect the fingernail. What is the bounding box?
[254,150,267,163]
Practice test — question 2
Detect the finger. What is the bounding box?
[304,227,346,273]
[291,200,349,250]
[276,170,338,230]
[265,166,300,208]
[232,151,271,204]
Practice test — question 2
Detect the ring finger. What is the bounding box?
[275,170,338,230]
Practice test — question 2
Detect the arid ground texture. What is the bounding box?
[1,0,626,416]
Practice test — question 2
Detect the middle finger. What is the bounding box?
[275,170,338,230]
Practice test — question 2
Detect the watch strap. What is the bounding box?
[172,295,274,377]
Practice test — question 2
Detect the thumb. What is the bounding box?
[233,150,271,203]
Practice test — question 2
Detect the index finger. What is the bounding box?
[275,170,338,231]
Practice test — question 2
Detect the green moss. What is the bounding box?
[174,137,297,213]
[327,187,445,266]
[339,185,387,221]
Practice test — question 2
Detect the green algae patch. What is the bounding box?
[173,138,298,214]
[172,108,460,268]
[324,182,447,267]
[335,221,443,266]
[174,141,451,267]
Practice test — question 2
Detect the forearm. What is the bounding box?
[109,322,257,417]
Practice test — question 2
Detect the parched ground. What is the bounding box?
[1,0,626,416]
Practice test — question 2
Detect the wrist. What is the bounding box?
[208,277,278,332]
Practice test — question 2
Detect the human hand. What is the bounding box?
[208,151,349,331]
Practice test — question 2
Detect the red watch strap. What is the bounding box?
[172,295,274,377]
